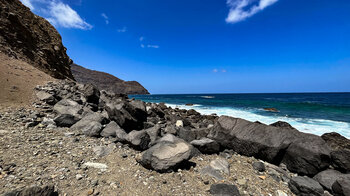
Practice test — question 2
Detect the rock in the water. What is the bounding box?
[209,184,240,196]
[210,158,230,174]
[252,161,266,172]
[288,176,324,196]
[190,138,220,154]
[332,175,350,196]
[127,130,151,150]
[36,91,57,105]
[313,169,343,192]
[139,139,193,172]
[3,185,58,196]
[54,114,80,127]
[331,150,350,173]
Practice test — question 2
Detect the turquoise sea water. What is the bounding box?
[131,93,350,138]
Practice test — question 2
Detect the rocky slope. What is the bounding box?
[71,63,149,95]
[0,0,73,80]
[1,80,349,196]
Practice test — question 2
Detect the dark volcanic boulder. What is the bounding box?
[208,116,331,176]
[332,175,350,196]
[100,121,127,141]
[190,138,220,154]
[103,96,147,132]
[321,132,350,151]
[208,116,300,163]
[209,184,240,196]
[288,176,324,196]
[127,130,151,150]
[53,99,83,118]
[281,135,331,176]
[4,185,58,196]
[270,121,295,129]
[82,84,100,104]
[176,127,196,142]
[54,114,80,127]
[139,137,193,172]
[331,150,350,173]
[313,169,343,192]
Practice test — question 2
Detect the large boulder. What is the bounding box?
[53,114,80,127]
[332,175,350,196]
[331,150,350,173]
[145,125,161,146]
[36,91,57,105]
[71,113,106,137]
[281,135,331,176]
[313,169,343,192]
[321,132,350,151]
[100,121,127,141]
[190,138,220,154]
[104,98,147,132]
[81,84,100,104]
[208,116,331,176]
[3,185,58,196]
[53,99,82,117]
[209,184,240,196]
[127,130,151,150]
[288,176,324,196]
[176,127,196,142]
[139,138,193,172]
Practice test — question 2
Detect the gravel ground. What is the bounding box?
[0,107,294,196]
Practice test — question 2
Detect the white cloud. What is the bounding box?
[213,69,218,73]
[101,13,109,24]
[147,45,159,49]
[47,1,92,30]
[226,0,278,24]
[117,27,127,33]
[20,0,34,10]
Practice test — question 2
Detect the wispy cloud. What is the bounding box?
[226,0,278,24]
[19,0,92,30]
[139,36,145,41]
[147,45,159,49]
[139,36,159,49]
[213,69,218,73]
[20,0,34,10]
[101,13,109,24]
[213,69,227,73]
[117,27,127,33]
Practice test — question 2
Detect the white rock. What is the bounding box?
[275,190,288,196]
[176,120,183,127]
[83,162,108,170]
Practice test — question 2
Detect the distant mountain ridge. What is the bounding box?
[71,63,149,95]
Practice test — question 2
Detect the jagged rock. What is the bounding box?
[282,135,331,176]
[332,175,350,196]
[163,124,177,135]
[270,121,295,129]
[176,127,196,142]
[100,121,127,141]
[208,116,330,176]
[0,0,73,80]
[145,125,161,146]
[127,130,151,150]
[252,161,266,172]
[209,184,240,196]
[71,120,102,137]
[288,176,324,196]
[3,185,58,196]
[36,91,57,105]
[190,138,220,154]
[313,169,343,192]
[53,99,82,117]
[139,140,193,172]
[193,128,210,139]
[331,150,350,173]
[53,114,80,127]
[322,132,350,151]
[82,83,100,104]
[71,113,106,129]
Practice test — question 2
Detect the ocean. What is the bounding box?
[131,93,350,138]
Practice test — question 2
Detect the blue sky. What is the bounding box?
[21,0,350,94]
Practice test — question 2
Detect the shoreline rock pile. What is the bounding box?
[3,80,350,195]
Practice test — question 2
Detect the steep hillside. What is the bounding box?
[71,63,150,94]
[0,0,73,80]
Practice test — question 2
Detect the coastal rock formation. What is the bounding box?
[0,0,73,80]
[71,63,149,95]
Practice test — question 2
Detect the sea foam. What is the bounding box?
[166,103,350,138]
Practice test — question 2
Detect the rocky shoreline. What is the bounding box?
[1,80,350,196]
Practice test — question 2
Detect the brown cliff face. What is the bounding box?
[71,63,150,95]
[0,0,74,80]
